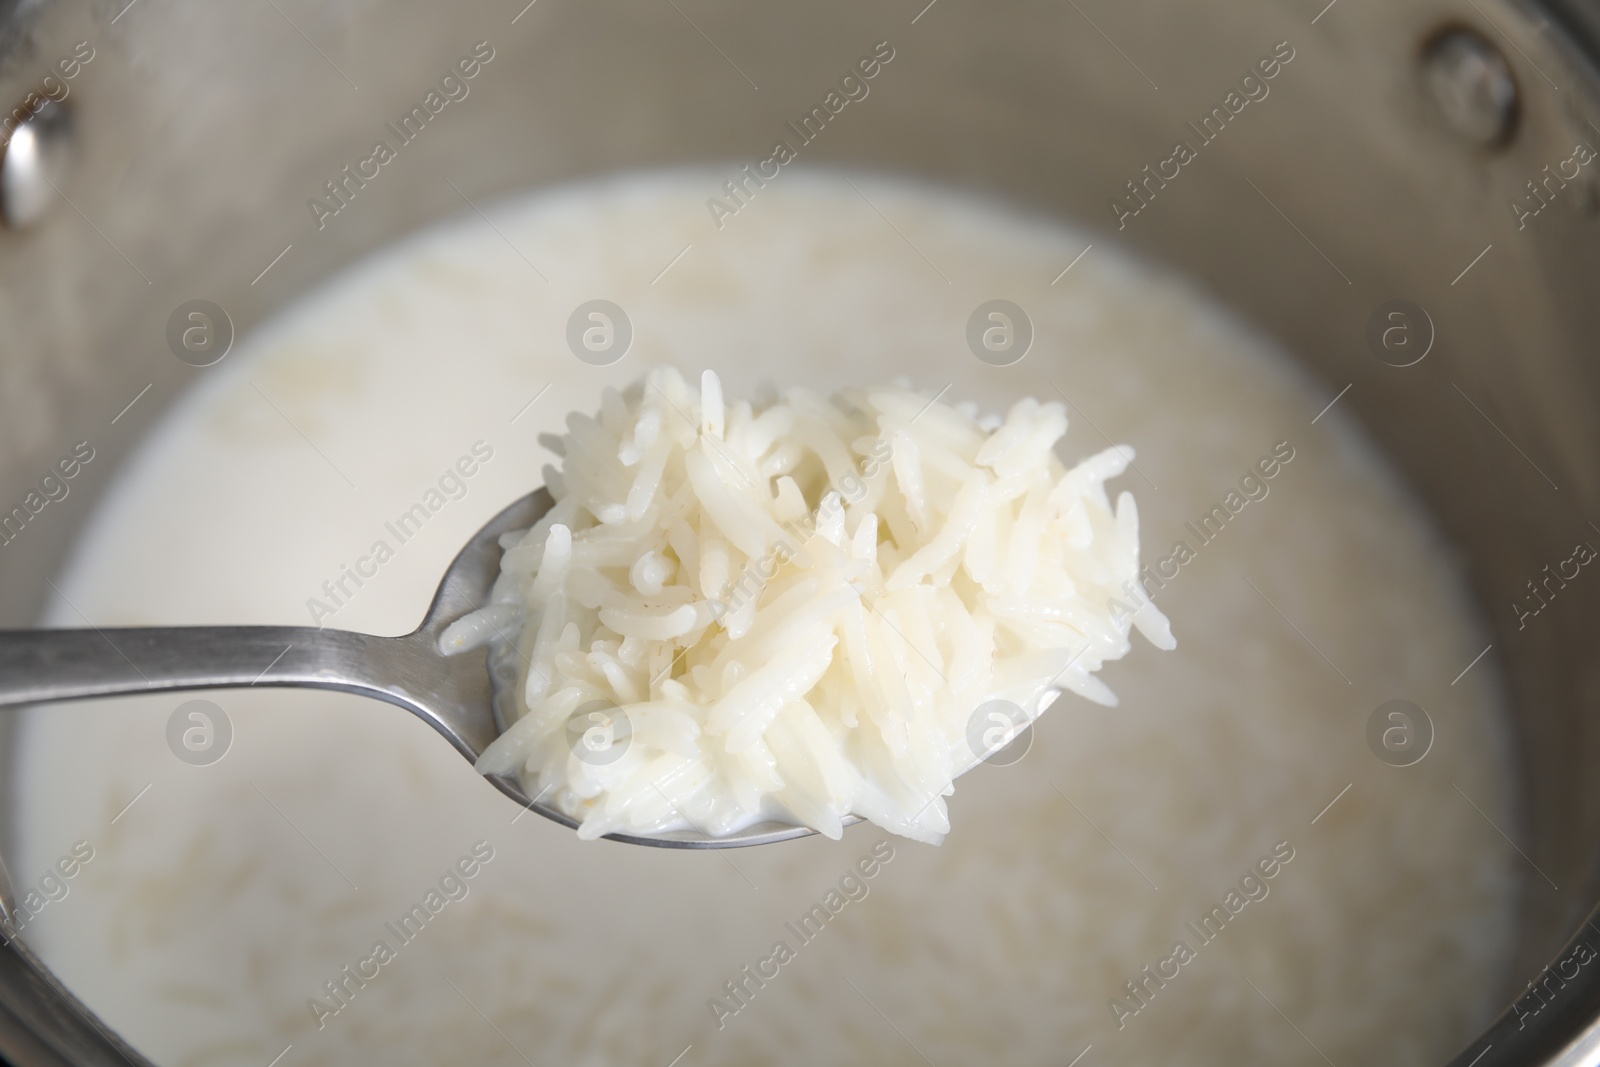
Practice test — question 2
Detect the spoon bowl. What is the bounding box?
[0,490,845,849]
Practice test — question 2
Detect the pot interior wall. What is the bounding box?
[2,0,1600,1060]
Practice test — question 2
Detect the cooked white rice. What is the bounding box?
[442,366,1173,842]
[20,171,1516,1067]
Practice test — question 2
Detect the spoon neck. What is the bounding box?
[0,624,396,710]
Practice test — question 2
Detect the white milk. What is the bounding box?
[12,170,1517,1066]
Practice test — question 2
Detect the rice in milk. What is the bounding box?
[11,170,1517,1066]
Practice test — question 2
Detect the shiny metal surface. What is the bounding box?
[1422,28,1521,147]
[0,490,538,758]
[0,0,1598,1063]
[0,99,71,230]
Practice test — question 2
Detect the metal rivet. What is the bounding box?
[1422,28,1519,147]
[1,99,73,229]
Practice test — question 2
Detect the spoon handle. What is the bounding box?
[0,626,395,709]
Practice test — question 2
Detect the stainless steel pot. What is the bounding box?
[2,0,1599,1062]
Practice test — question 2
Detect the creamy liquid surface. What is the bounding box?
[13,170,1518,1067]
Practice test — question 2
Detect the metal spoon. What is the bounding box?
[0,490,847,849]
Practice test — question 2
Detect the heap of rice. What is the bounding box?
[442,367,1173,842]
